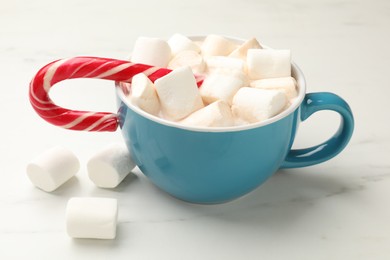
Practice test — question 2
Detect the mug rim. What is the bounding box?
[116,35,306,133]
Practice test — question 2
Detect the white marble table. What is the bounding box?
[1,0,389,259]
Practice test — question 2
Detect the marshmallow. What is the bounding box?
[168,50,206,74]
[232,87,287,123]
[250,77,298,100]
[233,117,251,126]
[26,146,79,192]
[129,73,160,116]
[154,66,204,121]
[180,100,234,127]
[229,37,262,60]
[66,197,118,239]
[167,34,201,55]
[131,37,171,67]
[87,143,136,188]
[201,35,237,57]
[247,49,291,79]
[205,56,246,74]
[200,72,247,105]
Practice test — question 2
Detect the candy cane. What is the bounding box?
[29,57,204,132]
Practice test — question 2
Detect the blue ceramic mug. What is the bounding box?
[29,36,354,204]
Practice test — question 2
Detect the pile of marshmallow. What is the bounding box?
[127,34,298,127]
[26,145,136,239]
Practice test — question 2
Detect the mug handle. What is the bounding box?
[281,92,354,168]
[29,56,204,132]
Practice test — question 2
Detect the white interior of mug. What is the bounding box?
[116,36,306,133]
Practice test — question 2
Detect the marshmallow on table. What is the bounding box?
[201,35,237,57]
[180,100,234,127]
[66,197,118,239]
[167,33,201,55]
[129,73,160,116]
[250,77,298,100]
[232,87,287,123]
[87,143,136,188]
[200,72,248,105]
[247,49,291,79]
[229,37,262,60]
[168,50,206,74]
[205,56,246,74]
[130,37,171,67]
[154,66,204,121]
[26,146,79,192]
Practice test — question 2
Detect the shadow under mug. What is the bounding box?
[29,36,354,204]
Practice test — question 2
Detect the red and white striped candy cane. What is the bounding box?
[29,57,204,132]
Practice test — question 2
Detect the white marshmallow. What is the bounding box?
[250,77,298,100]
[233,117,251,126]
[205,56,246,74]
[180,100,234,127]
[167,34,201,55]
[131,37,171,67]
[232,87,287,123]
[26,146,79,192]
[201,35,237,57]
[66,197,118,239]
[247,49,291,79]
[229,37,262,60]
[193,40,203,49]
[87,143,136,188]
[200,73,247,105]
[154,66,204,121]
[129,73,160,116]
[168,50,206,74]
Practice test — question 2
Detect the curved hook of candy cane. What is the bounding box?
[29,57,204,132]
